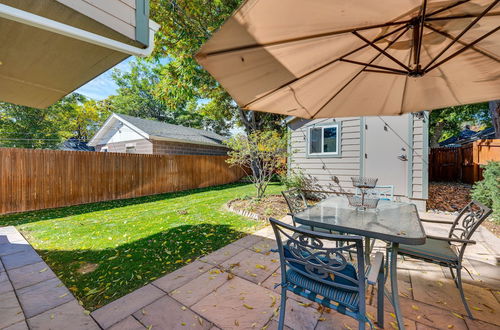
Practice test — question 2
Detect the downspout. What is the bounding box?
[0,3,158,57]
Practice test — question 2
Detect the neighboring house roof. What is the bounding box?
[439,127,495,147]
[88,113,227,148]
[439,128,477,146]
[59,138,94,152]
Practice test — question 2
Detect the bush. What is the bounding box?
[471,161,500,223]
[279,169,308,190]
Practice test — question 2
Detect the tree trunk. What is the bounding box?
[430,121,445,148]
[489,100,500,138]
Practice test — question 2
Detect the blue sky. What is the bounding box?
[75,58,133,100]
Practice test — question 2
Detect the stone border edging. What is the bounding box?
[224,200,269,221]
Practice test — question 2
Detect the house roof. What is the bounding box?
[88,113,228,148]
[59,138,95,152]
[439,127,496,147]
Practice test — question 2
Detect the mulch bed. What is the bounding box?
[227,195,289,220]
[427,182,499,237]
[427,182,473,212]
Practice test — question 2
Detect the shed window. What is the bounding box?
[308,124,339,155]
[125,145,136,154]
[101,147,108,153]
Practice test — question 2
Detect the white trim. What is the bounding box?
[100,146,109,152]
[307,124,340,156]
[88,113,150,146]
[0,3,159,57]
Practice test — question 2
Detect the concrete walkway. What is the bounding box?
[0,226,99,330]
[1,213,499,330]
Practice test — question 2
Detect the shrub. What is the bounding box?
[279,169,308,190]
[471,161,500,223]
[225,130,288,199]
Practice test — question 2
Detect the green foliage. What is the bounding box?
[225,131,288,198]
[0,182,284,310]
[429,103,491,147]
[471,161,500,223]
[97,59,232,135]
[149,0,285,133]
[280,169,308,190]
[0,94,107,149]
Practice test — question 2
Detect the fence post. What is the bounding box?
[472,141,480,183]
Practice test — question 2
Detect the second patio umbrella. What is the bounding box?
[196,0,500,118]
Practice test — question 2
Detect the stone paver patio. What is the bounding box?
[1,212,499,330]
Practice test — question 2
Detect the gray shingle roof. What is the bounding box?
[115,113,227,147]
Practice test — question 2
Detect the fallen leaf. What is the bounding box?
[452,312,464,319]
[243,303,254,309]
[411,305,420,311]
[39,268,48,273]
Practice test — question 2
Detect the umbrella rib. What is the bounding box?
[310,26,410,118]
[425,26,500,72]
[422,0,499,71]
[415,0,428,66]
[352,31,411,71]
[425,12,500,22]
[339,59,408,74]
[202,21,410,57]
[241,25,408,109]
[424,0,469,18]
[363,69,408,75]
[424,23,499,62]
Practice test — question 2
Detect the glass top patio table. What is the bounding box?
[294,196,426,245]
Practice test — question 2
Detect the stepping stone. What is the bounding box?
[8,261,56,290]
[191,276,279,329]
[272,298,322,330]
[0,290,25,329]
[1,249,43,271]
[3,321,29,330]
[27,300,99,330]
[91,284,165,329]
[153,260,211,292]
[0,270,13,294]
[133,295,212,330]
[0,241,32,257]
[221,249,280,284]
[199,243,245,266]
[249,237,278,255]
[232,234,265,248]
[170,268,229,307]
[16,277,73,318]
[108,316,146,330]
[385,296,468,330]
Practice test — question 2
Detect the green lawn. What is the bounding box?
[0,182,283,310]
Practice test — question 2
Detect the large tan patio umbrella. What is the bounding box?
[196,0,500,118]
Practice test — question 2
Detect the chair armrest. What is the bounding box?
[367,252,384,285]
[420,219,455,225]
[427,235,476,244]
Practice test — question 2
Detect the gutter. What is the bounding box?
[0,3,159,57]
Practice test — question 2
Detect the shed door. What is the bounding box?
[364,116,409,197]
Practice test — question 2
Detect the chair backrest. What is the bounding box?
[355,185,394,201]
[281,188,308,215]
[449,200,492,242]
[269,217,365,294]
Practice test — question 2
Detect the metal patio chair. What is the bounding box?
[269,217,385,330]
[397,200,492,319]
[281,188,332,233]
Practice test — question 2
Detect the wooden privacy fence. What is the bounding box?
[0,148,245,215]
[429,139,500,184]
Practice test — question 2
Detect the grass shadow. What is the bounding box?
[34,223,246,311]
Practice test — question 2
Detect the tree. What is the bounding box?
[0,93,102,149]
[489,100,500,138]
[149,0,285,134]
[225,130,288,198]
[99,59,232,135]
[429,103,491,147]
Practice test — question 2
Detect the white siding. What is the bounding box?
[411,116,427,199]
[289,117,361,194]
[98,121,146,145]
[57,0,137,40]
